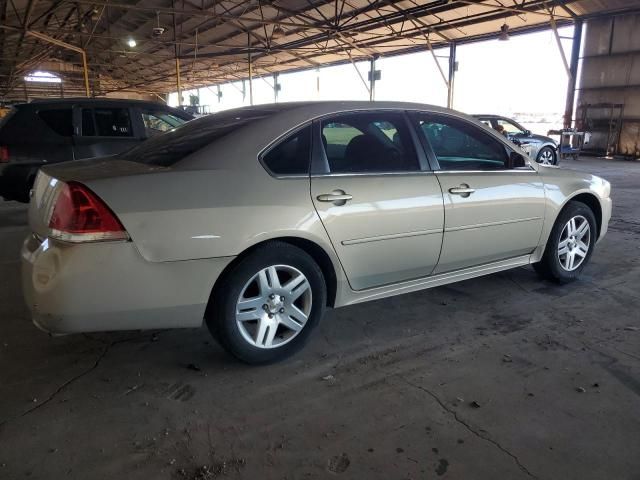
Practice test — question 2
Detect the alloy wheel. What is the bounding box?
[538,148,555,165]
[235,264,312,349]
[557,215,591,271]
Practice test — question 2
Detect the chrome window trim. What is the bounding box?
[310,170,436,179]
[268,174,310,180]
[436,168,537,174]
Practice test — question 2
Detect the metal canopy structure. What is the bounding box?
[1,0,639,101]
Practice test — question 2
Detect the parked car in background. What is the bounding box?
[0,98,191,202]
[22,102,611,364]
[474,114,558,165]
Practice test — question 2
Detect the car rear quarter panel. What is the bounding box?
[81,130,345,293]
[87,168,335,263]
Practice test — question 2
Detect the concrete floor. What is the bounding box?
[0,157,639,480]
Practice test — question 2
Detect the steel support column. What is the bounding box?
[447,42,456,108]
[175,57,182,105]
[172,1,182,106]
[369,57,376,101]
[564,20,583,128]
[273,72,279,103]
[248,33,254,105]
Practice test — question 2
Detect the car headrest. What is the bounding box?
[344,134,384,171]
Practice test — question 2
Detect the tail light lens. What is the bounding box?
[48,182,128,242]
[0,145,8,163]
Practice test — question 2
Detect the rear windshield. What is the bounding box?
[121,107,279,166]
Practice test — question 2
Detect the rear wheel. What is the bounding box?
[533,201,597,283]
[536,146,557,165]
[206,242,326,364]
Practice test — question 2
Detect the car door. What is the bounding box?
[410,112,546,274]
[310,111,444,291]
[72,104,141,159]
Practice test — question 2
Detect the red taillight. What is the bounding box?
[0,145,8,163]
[48,182,128,242]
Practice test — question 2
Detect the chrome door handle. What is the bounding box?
[316,191,353,204]
[448,185,475,196]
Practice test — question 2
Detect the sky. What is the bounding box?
[170,26,574,124]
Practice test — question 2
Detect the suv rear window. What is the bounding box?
[37,108,73,137]
[122,108,278,166]
[82,108,133,137]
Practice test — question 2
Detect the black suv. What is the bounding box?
[0,98,192,202]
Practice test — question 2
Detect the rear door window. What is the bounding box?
[37,108,73,137]
[262,125,311,175]
[321,112,419,173]
[81,108,133,137]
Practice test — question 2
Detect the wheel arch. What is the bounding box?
[207,236,339,311]
[534,190,604,263]
[564,192,603,238]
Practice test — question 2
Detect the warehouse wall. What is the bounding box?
[577,14,640,157]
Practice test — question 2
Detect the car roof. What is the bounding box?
[26,97,163,105]
[201,100,468,123]
[238,100,453,113]
[12,97,192,120]
[176,101,479,150]
[16,97,186,111]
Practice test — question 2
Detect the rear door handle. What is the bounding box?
[316,190,353,204]
[448,184,475,196]
[317,193,353,202]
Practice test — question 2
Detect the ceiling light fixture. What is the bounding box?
[498,23,510,41]
[153,12,165,37]
[24,71,62,84]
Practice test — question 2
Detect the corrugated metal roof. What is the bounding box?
[1,0,639,100]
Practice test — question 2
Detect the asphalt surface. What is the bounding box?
[0,157,639,480]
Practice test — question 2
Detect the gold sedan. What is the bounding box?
[22,102,612,363]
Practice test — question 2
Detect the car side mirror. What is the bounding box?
[510,152,527,168]
[524,129,532,136]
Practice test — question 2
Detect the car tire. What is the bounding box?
[19,173,37,203]
[206,241,326,364]
[533,201,597,283]
[536,146,557,165]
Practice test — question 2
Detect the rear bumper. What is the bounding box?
[21,234,234,334]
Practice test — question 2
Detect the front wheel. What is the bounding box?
[536,146,557,165]
[533,201,597,283]
[206,242,326,364]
